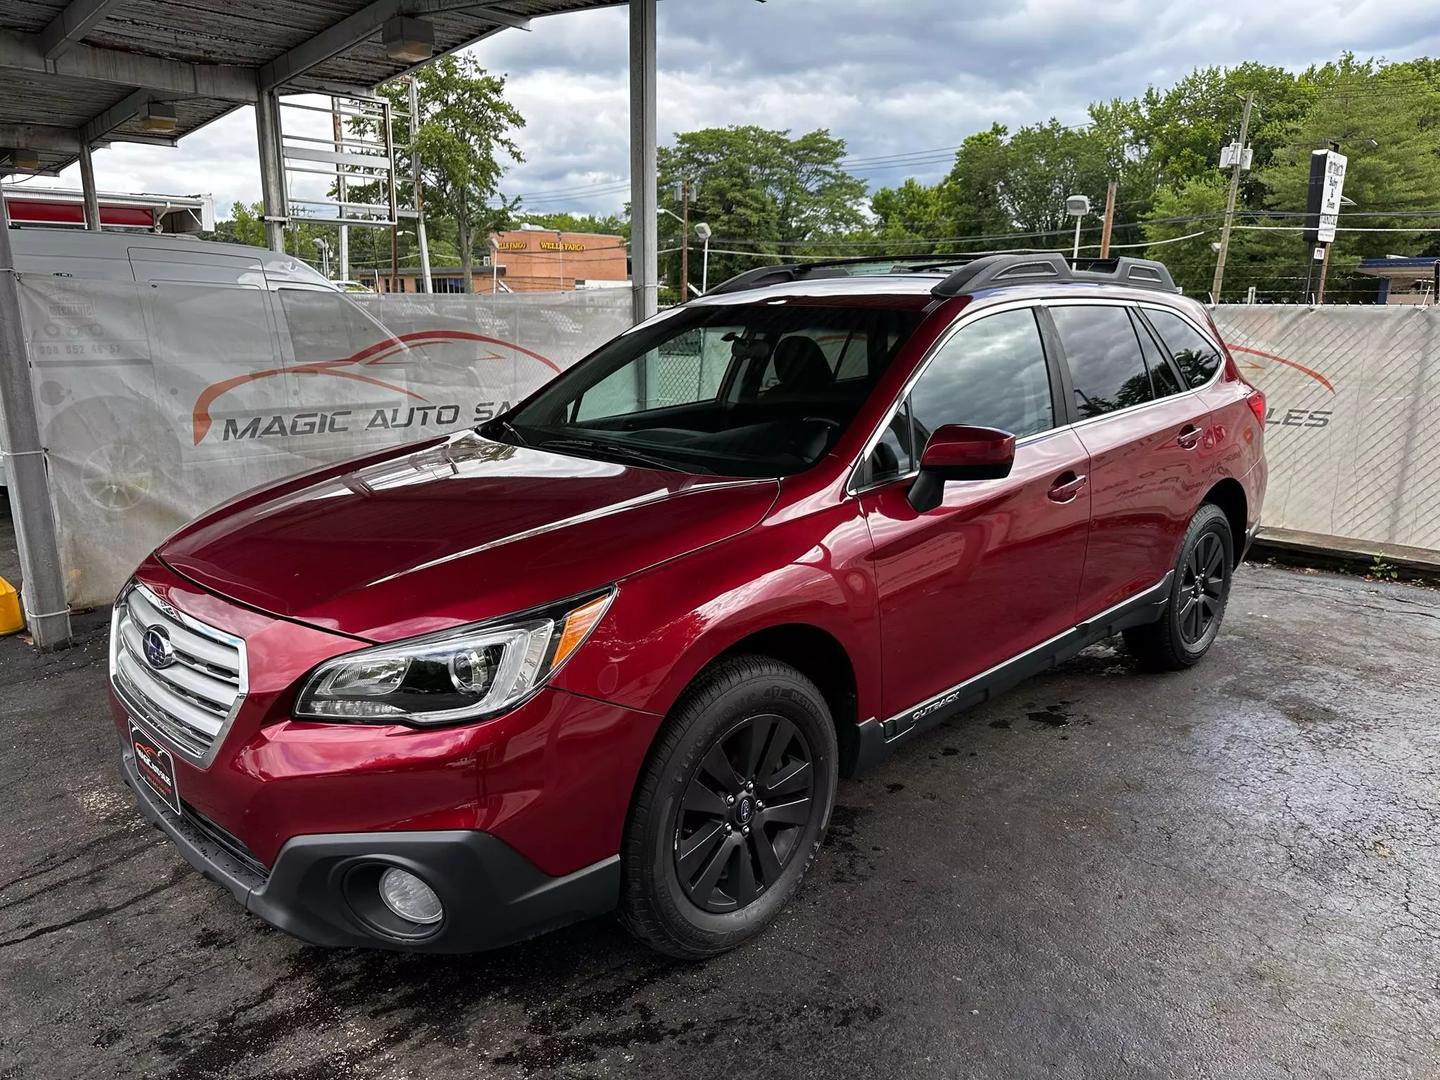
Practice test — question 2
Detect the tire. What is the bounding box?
[1123,503,1235,671]
[618,654,839,959]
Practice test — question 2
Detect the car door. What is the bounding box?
[1047,301,1213,621]
[856,305,1092,724]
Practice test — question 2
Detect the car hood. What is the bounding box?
[159,431,779,641]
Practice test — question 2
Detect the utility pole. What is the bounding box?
[678,179,690,299]
[1211,91,1255,303]
[1099,180,1117,259]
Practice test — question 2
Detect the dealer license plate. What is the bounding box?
[130,723,181,815]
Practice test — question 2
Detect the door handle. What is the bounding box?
[1176,424,1203,450]
[1047,471,1087,503]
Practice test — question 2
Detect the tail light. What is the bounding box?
[1246,387,1266,428]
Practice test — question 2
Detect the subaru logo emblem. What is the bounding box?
[142,626,175,669]
[735,795,754,825]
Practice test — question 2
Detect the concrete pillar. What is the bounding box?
[254,89,287,253]
[78,142,101,232]
[628,0,658,323]
[0,195,72,647]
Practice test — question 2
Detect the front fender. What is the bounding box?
[551,497,882,729]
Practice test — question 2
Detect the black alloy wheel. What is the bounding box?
[1123,502,1235,671]
[674,713,815,913]
[1177,531,1226,645]
[618,654,837,958]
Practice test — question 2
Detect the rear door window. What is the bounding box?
[1142,308,1223,388]
[1050,305,1155,419]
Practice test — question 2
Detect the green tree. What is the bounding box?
[371,56,525,290]
[936,124,1014,248]
[211,202,344,274]
[1254,55,1440,299]
[870,177,950,247]
[212,201,266,247]
[1141,177,1233,296]
[657,126,867,289]
[516,210,627,237]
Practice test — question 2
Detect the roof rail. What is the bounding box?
[930,253,1179,297]
[706,251,1180,299]
[706,253,974,296]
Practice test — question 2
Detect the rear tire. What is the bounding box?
[618,655,838,959]
[1123,504,1234,671]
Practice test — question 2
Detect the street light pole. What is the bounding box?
[678,179,690,300]
[695,221,712,294]
[1211,91,1256,304]
[1065,194,1090,261]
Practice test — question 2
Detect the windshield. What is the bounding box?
[492,302,924,478]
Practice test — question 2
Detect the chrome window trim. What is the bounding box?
[109,582,249,770]
[845,295,1224,497]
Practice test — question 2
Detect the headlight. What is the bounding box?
[294,590,613,726]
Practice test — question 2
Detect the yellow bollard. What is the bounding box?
[0,577,21,636]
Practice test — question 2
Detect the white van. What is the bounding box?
[8,227,336,288]
[1,228,386,492]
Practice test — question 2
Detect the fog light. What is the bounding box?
[378,867,443,925]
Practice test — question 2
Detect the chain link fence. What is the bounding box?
[1213,304,1440,552]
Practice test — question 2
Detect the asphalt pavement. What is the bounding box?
[1,565,1437,1080]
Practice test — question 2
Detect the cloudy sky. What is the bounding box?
[11,0,1440,219]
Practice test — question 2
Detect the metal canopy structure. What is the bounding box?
[0,0,663,648]
[0,1,622,173]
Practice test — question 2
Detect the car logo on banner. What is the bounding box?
[1223,342,1336,430]
[189,330,562,446]
[142,626,176,669]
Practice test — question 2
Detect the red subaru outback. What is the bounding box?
[112,254,1265,958]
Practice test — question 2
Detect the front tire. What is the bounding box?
[618,655,838,959]
[1123,503,1234,671]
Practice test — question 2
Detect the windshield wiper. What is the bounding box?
[538,437,712,475]
[481,416,528,446]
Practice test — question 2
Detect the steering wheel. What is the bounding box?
[802,416,841,432]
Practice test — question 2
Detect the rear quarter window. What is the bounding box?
[1143,308,1222,388]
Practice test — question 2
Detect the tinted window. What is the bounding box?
[1131,309,1183,397]
[508,303,922,478]
[864,400,916,486]
[1051,305,1154,419]
[279,289,386,362]
[1144,308,1222,388]
[909,308,1054,449]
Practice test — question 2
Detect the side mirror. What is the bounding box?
[908,425,1016,512]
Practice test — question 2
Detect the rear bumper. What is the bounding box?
[119,738,619,952]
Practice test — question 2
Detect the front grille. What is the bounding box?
[111,584,246,764]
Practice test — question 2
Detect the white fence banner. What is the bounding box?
[1212,305,1440,553]
[12,279,1440,610]
[17,278,629,606]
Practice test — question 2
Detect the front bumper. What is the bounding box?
[119,739,619,952]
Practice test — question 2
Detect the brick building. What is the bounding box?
[371,227,628,294]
